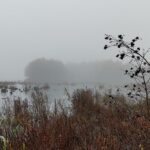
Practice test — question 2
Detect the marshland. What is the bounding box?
[0,0,150,149]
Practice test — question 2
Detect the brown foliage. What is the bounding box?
[0,89,150,149]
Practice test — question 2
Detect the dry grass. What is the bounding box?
[0,89,150,149]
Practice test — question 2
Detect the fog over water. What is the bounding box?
[0,0,149,80]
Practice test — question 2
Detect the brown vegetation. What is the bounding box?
[0,89,150,149]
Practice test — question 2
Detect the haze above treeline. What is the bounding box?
[0,0,150,81]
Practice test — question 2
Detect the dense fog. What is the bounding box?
[25,58,130,85]
[0,0,150,80]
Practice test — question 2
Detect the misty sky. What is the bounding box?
[0,0,150,80]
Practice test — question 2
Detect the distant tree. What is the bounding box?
[104,34,150,117]
[25,58,67,83]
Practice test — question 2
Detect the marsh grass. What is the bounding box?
[0,89,150,149]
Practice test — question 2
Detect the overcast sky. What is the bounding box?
[0,0,150,80]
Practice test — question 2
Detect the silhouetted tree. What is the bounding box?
[25,58,67,83]
[104,34,150,117]
[25,58,128,84]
